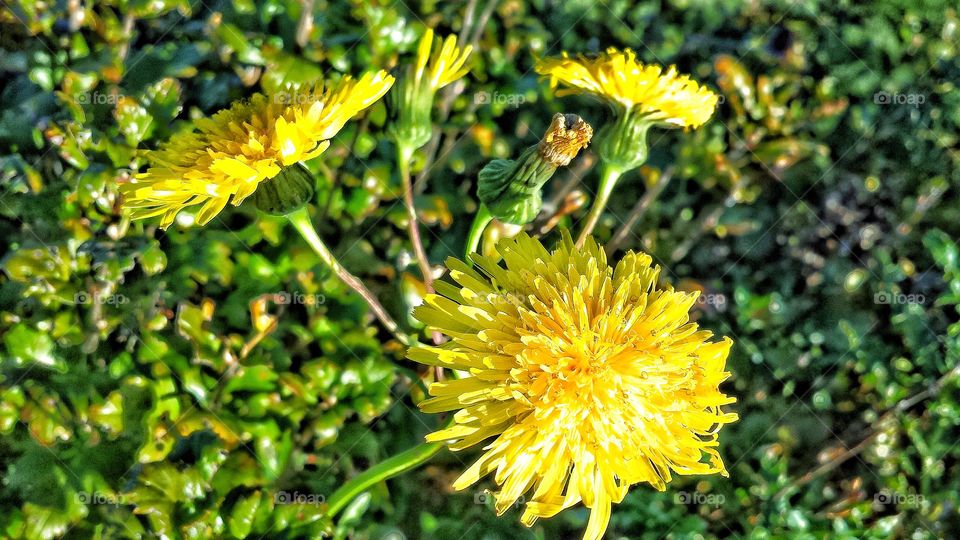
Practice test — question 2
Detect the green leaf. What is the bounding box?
[215,23,266,66]
[223,365,278,394]
[228,490,261,538]
[3,324,64,372]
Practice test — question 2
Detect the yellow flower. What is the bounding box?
[409,232,737,540]
[535,48,718,128]
[414,27,473,92]
[121,71,394,228]
[389,28,472,152]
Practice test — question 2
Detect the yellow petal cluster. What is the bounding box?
[409,232,737,540]
[121,71,394,228]
[535,48,718,128]
[414,27,473,91]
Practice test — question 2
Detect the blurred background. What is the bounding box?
[1,0,959,538]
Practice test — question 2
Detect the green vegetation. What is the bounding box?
[1,0,958,538]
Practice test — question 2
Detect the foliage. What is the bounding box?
[1,0,958,538]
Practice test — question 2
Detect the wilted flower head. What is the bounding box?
[409,232,737,540]
[476,113,592,225]
[535,47,718,128]
[121,71,394,228]
[537,112,594,166]
[389,28,473,151]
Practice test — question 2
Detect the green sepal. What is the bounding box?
[251,162,315,215]
[596,108,652,172]
[387,72,434,151]
[476,146,558,225]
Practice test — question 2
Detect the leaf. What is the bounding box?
[228,490,261,538]
[223,365,278,394]
[114,96,155,145]
[215,23,266,66]
[3,324,64,372]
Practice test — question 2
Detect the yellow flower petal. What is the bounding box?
[408,231,737,540]
[412,28,472,92]
[415,27,434,82]
[121,71,394,228]
[535,48,718,128]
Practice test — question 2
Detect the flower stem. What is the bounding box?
[397,144,435,295]
[324,440,443,518]
[576,164,623,247]
[464,203,494,259]
[286,206,412,346]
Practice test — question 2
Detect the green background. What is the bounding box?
[1,0,959,538]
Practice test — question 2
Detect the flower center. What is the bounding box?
[516,329,629,420]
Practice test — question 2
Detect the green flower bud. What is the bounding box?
[596,107,653,172]
[388,29,472,153]
[251,162,315,215]
[477,113,593,225]
[387,75,434,151]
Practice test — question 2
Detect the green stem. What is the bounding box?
[325,441,443,518]
[286,206,412,346]
[576,164,623,246]
[464,204,494,259]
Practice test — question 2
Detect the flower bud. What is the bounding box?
[388,29,473,153]
[477,113,592,225]
[388,76,434,151]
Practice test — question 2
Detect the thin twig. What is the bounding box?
[287,208,413,346]
[117,12,136,60]
[669,204,724,262]
[773,362,960,500]
[670,177,744,262]
[459,0,479,44]
[537,192,588,237]
[414,0,493,192]
[534,153,596,228]
[413,126,472,192]
[398,145,436,297]
[468,0,498,51]
[296,0,316,48]
[606,167,673,254]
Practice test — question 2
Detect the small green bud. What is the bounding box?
[252,162,315,215]
[388,28,472,153]
[387,74,434,150]
[596,107,652,172]
[477,113,593,225]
